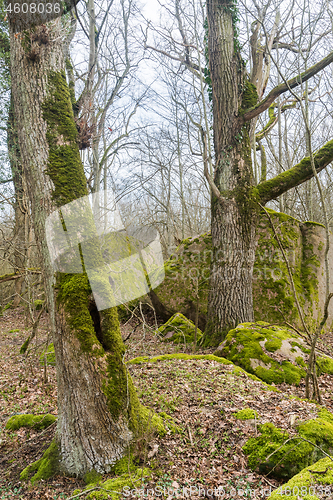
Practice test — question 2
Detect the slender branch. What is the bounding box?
[0,269,41,284]
[200,127,222,201]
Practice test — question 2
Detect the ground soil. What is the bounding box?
[0,306,332,499]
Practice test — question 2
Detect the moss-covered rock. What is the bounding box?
[157,312,202,344]
[214,322,308,385]
[268,456,333,500]
[20,336,30,354]
[6,413,56,431]
[214,322,333,386]
[152,210,333,333]
[243,410,333,480]
[39,343,56,366]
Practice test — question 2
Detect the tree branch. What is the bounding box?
[257,138,333,203]
[200,127,222,201]
[243,50,333,121]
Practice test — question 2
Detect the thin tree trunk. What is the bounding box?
[7,95,29,307]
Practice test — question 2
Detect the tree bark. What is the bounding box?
[9,19,146,477]
[7,94,29,307]
[203,0,259,345]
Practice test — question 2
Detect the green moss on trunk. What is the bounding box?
[20,440,59,484]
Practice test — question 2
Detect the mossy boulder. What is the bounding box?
[268,456,333,500]
[243,410,333,481]
[39,343,56,366]
[157,312,203,344]
[214,322,333,385]
[152,210,333,333]
[6,413,56,431]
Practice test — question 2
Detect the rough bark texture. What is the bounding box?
[9,20,141,476]
[7,95,29,306]
[204,0,259,345]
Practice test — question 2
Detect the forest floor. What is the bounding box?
[0,307,333,499]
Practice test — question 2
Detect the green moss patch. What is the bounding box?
[243,411,333,480]
[39,343,56,366]
[268,456,333,500]
[20,440,59,484]
[33,299,44,310]
[214,322,307,385]
[316,356,333,376]
[157,312,202,344]
[72,466,152,499]
[6,414,56,431]
[234,408,258,420]
[128,352,232,366]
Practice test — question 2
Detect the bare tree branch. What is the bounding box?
[243,50,333,121]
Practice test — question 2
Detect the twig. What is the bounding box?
[187,424,193,446]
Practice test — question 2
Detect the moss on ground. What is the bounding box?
[214,322,307,385]
[71,467,151,499]
[157,312,203,344]
[20,440,59,484]
[234,408,258,420]
[6,414,56,431]
[243,409,333,480]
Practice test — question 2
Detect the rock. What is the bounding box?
[157,312,203,344]
[152,210,333,333]
[214,322,333,386]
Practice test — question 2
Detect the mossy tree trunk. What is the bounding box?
[9,19,145,477]
[203,0,333,346]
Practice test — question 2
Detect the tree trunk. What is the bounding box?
[203,0,259,346]
[9,19,147,477]
[7,95,29,307]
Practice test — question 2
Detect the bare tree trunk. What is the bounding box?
[9,19,147,477]
[7,95,29,307]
